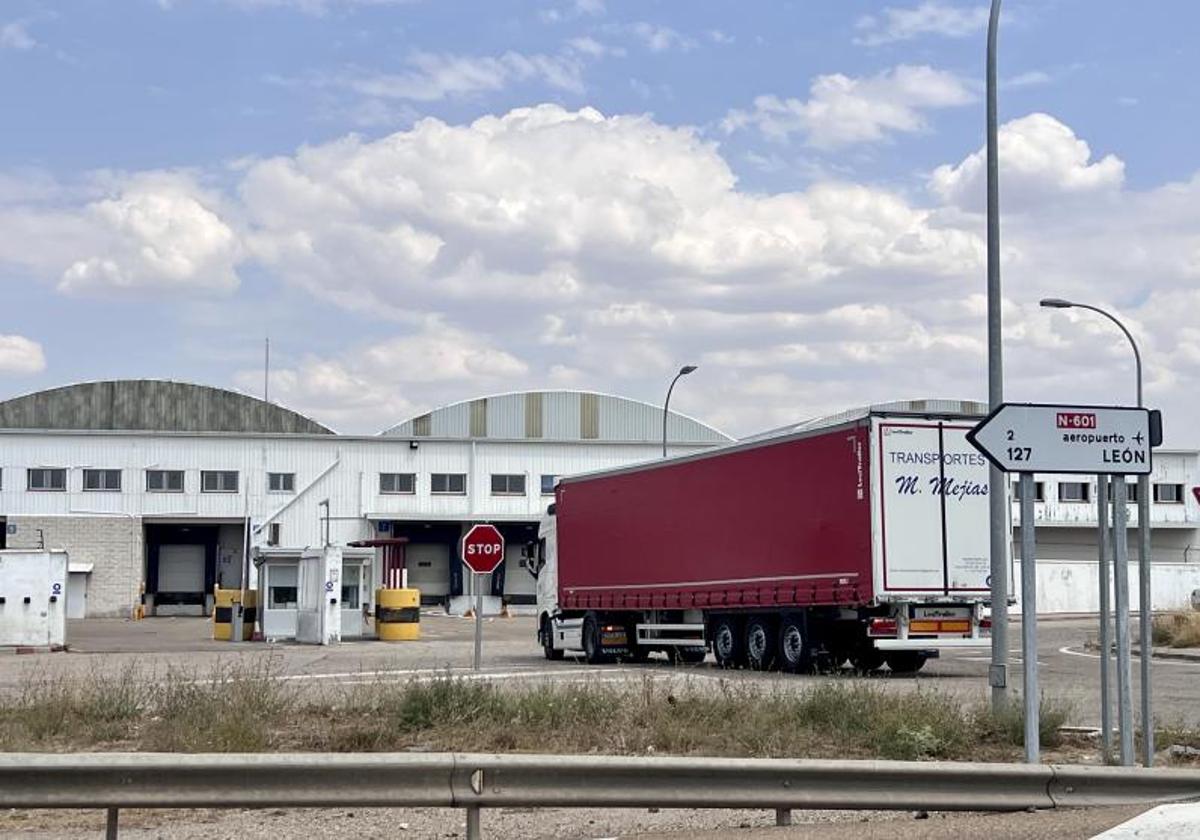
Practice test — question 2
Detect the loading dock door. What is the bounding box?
[158,544,205,595]
[406,544,449,599]
[502,543,536,602]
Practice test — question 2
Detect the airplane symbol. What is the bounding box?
[1134,432,1145,445]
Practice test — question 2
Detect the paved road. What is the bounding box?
[2,614,1198,730]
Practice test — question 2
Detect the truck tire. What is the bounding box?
[851,648,885,673]
[541,616,564,661]
[711,616,745,669]
[582,613,612,665]
[884,651,927,675]
[777,614,812,674]
[744,617,777,670]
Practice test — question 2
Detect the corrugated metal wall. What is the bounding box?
[0,381,333,435]
[380,391,731,444]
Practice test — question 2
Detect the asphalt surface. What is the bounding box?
[2,613,1197,731]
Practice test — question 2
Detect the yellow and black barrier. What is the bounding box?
[375,588,421,641]
[212,588,258,641]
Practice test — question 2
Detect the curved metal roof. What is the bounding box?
[380,390,731,444]
[0,380,335,434]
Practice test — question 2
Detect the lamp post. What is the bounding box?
[984,0,1010,714]
[1041,297,1151,765]
[663,365,698,458]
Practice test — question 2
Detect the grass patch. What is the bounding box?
[1,667,1082,762]
[1152,612,1200,648]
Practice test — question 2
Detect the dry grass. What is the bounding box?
[0,663,1077,762]
[1152,611,1200,648]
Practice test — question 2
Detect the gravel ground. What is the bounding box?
[0,804,1149,839]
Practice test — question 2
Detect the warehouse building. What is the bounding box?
[0,381,731,632]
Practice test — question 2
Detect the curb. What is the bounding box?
[1134,646,1200,663]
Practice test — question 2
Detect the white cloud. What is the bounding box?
[723,65,973,148]
[539,0,605,23]
[1003,70,1052,89]
[930,113,1125,209]
[348,50,586,102]
[4,105,1199,440]
[236,321,528,431]
[0,171,242,297]
[605,22,697,53]
[855,1,989,46]
[0,335,46,375]
[1,20,35,50]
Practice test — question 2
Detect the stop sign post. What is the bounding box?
[462,524,505,671]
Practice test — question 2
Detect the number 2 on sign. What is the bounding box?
[1007,446,1032,462]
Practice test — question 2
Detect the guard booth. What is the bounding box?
[0,549,68,648]
[295,546,341,645]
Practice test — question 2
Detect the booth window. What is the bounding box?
[268,565,298,609]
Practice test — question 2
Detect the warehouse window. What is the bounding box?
[147,470,184,493]
[201,471,239,493]
[491,474,526,496]
[267,472,295,493]
[380,473,416,495]
[1058,482,1091,503]
[431,473,466,495]
[27,468,66,492]
[83,469,122,492]
[267,564,298,609]
[540,474,558,495]
[1125,483,1139,503]
[1154,483,1185,504]
[1010,479,1045,502]
[267,522,281,547]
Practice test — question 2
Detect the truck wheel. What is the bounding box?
[850,648,885,673]
[672,646,707,665]
[541,617,564,661]
[711,617,745,669]
[884,652,927,675]
[582,614,611,665]
[777,615,812,674]
[744,617,777,670]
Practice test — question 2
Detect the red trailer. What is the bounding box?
[524,400,1008,673]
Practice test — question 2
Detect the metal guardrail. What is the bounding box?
[3,753,1200,839]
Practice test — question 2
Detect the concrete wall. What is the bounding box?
[1013,558,1200,614]
[5,516,142,618]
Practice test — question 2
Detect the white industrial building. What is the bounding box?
[0,381,731,635]
[1,381,1197,639]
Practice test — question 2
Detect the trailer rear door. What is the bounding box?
[872,417,1003,597]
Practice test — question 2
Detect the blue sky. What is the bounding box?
[1,1,1198,439]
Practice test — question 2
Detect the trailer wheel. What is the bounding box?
[777,615,812,674]
[582,613,611,665]
[850,648,885,673]
[744,617,777,670]
[711,616,745,669]
[884,651,927,675]
[540,616,563,661]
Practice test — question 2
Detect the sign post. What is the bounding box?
[461,524,505,672]
[969,402,1156,766]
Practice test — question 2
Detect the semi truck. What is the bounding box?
[524,400,1010,674]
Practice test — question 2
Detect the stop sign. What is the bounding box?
[461,523,505,575]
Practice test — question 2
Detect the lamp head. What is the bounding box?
[679,365,698,376]
[1039,298,1074,309]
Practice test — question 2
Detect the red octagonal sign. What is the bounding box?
[461,523,505,575]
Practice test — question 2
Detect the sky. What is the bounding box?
[1,0,1198,441]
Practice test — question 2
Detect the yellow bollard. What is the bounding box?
[213,588,258,641]
[375,588,421,641]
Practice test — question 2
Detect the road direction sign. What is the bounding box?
[462,523,505,575]
[967,403,1154,475]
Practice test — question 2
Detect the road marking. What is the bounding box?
[275,666,597,683]
[1057,645,1200,667]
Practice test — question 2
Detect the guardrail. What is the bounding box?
[4,752,1200,839]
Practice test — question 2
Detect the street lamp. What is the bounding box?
[1040,297,1152,765]
[663,365,698,458]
